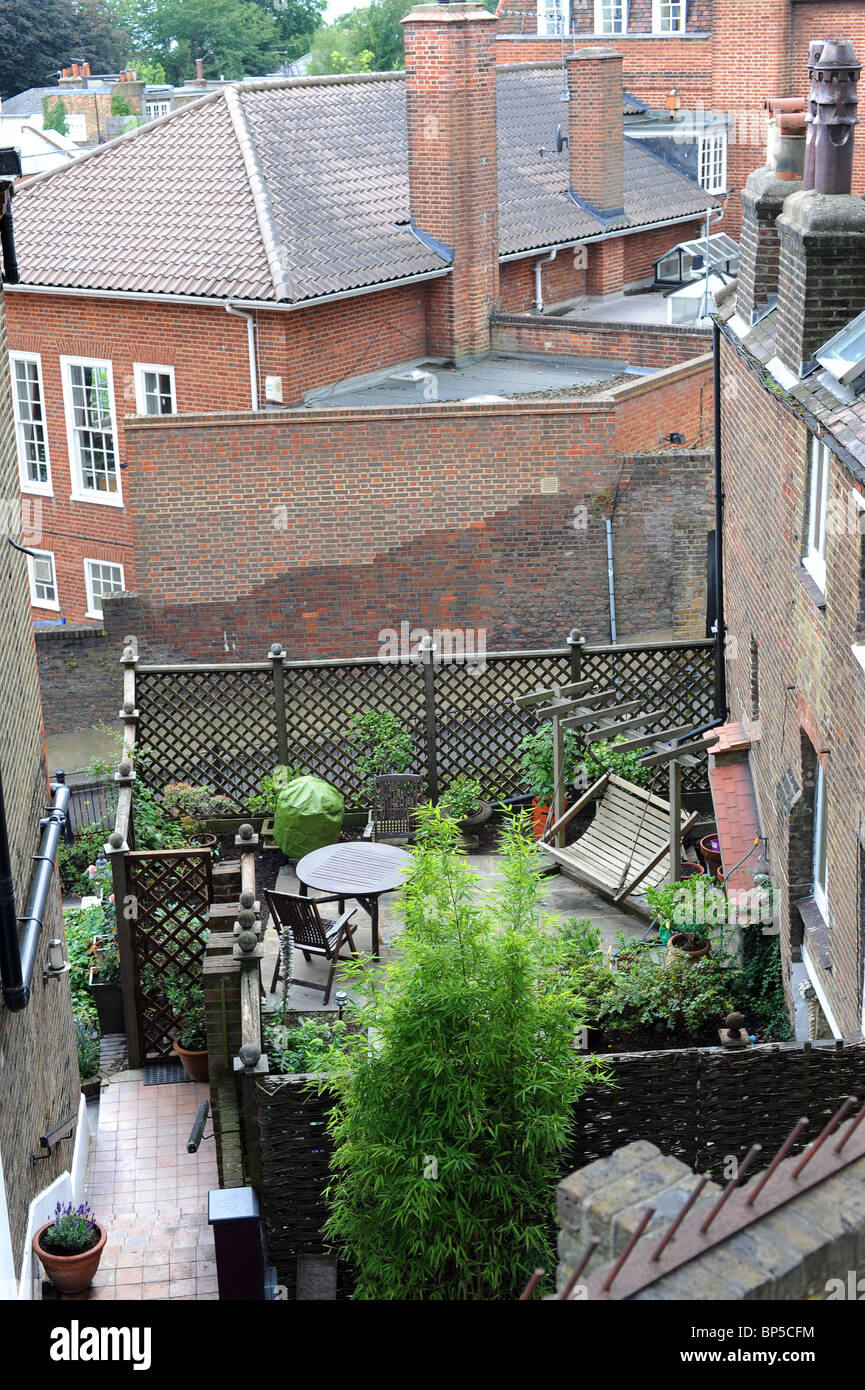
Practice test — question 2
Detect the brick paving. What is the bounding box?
[78,1072,219,1302]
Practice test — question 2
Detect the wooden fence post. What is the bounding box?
[419,636,439,802]
[106,831,145,1068]
[568,628,585,685]
[269,642,289,768]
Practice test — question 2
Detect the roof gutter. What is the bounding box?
[3,266,453,314]
[499,211,719,263]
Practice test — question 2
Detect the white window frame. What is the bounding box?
[133,362,177,416]
[10,350,52,495]
[145,100,171,120]
[65,112,87,142]
[27,548,59,611]
[652,0,686,33]
[594,0,627,33]
[804,436,831,594]
[812,759,828,920]
[60,356,123,507]
[698,132,727,193]
[538,0,569,35]
[83,558,126,620]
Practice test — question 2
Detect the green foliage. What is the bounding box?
[251,0,325,60]
[162,971,206,1050]
[321,810,605,1300]
[437,775,482,822]
[41,96,68,135]
[739,929,792,1041]
[41,1200,100,1254]
[126,0,281,84]
[110,88,133,113]
[594,950,740,1037]
[73,1001,100,1080]
[345,709,414,803]
[644,874,728,944]
[307,0,411,75]
[127,56,166,83]
[65,897,119,1004]
[580,737,653,789]
[0,0,130,100]
[57,823,109,897]
[517,724,580,804]
[245,764,304,818]
[264,1014,347,1074]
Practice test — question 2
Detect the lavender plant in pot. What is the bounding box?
[33,1201,107,1294]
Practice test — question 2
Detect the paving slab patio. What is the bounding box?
[48,1071,220,1302]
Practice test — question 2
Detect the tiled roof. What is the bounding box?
[717,297,865,479]
[11,68,715,307]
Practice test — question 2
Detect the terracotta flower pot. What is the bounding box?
[667,932,711,965]
[532,798,552,840]
[33,1221,107,1294]
[699,834,723,880]
[173,1040,209,1082]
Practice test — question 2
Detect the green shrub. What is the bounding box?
[57,824,109,897]
[345,710,414,803]
[245,765,305,818]
[739,929,792,1041]
[579,736,653,789]
[438,775,483,821]
[322,810,606,1300]
[593,950,740,1037]
[73,1001,100,1080]
[264,1015,347,1074]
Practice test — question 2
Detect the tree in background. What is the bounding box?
[119,0,282,83]
[127,56,167,84]
[306,0,496,76]
[41,94,69,133]
[250,0,325,64]
[322,811,604,1300]
[0,0,130,98]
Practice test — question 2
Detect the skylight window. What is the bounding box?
[816,309,865,389]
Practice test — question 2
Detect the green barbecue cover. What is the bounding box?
[273,776,344,858]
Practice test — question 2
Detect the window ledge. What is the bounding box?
[69,491,124,509]
[20,483,54,498]
[794,894,831,971]
[795,564,826,612]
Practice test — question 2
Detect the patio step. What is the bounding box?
[212,858,242,902]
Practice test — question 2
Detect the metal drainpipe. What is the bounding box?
[605,517,617,643]
[226,302,259,410]
[0,769,70,1012]
[712,319,728,721]
[534,248,557,312]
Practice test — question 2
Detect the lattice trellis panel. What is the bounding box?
[126,850,213,1058]
[283,661,428,805]
[580,645,715,793]
[434,651,572,798]
[136,668,277,809]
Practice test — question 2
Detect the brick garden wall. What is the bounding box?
[102,357,713,663]
[491,312,711,368]
[0,292,79,1266]
[719,330,865,1039]
[35,626,118,739]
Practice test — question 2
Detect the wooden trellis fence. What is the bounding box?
[131,633,717,811]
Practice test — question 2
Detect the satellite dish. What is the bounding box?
[556,124,569,153]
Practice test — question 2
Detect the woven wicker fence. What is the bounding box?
[133,638,716,811]
[253,1041,865,1293]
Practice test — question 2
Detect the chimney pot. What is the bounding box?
[195,58,205,84]
[810,37,860,194]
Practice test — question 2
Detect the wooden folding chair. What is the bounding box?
[265,889,359,1005]
[362,773,424,844]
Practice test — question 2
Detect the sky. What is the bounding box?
[323,0,362,18]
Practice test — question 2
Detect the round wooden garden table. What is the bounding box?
[295,841,412,958]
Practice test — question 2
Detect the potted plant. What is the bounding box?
[438,775,493,847]
[161,782,225,849]
[87,932,124,1034]
[33,1201,107,1294]
[164,974,208,1081]
[645,874,727,963]
[517,725,580,839]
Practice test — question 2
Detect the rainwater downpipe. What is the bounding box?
[712,318,728,720]
[0,767,71,1012]
[226,302,259,410]
[605,517,617,643]
[534,248,557,312]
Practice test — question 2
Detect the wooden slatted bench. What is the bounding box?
[541,773,697,904]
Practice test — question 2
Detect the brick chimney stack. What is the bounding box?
[775,39,865,376]
[735,100,806,326]
[195,58,205,85]
[566,47,624,220]
[402,2,499,361]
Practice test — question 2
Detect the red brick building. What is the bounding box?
[495,0,865,237]
[6,4,713,630]
[715,40,865,1037]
